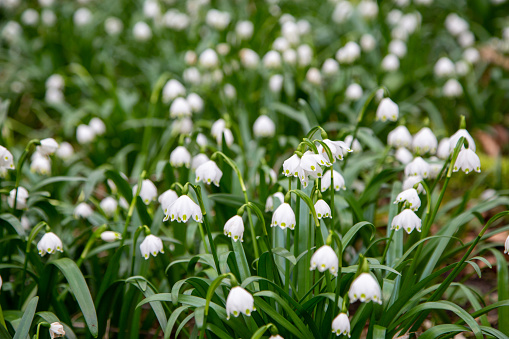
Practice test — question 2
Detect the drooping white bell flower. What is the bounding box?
[504,235,509,255]
[381,54,400,72]
[199,48,219,69]
[321,169,346,192]
[445,13,469,36]
[273,37,290,52]
[449,129,475,153]
[332,1,353,24]
[143,0,160,19]
[169,146,191,168]
[405,156,431,178]
[89,117,106,135]
[205,9,230,30]
[443,79,463,98]
[336,42,360,64]
[394,188,421,211]
[282,49,297,65]
[162,79,186,103]
[187,93,204,113]
[74,202,93,218]
[282,154,302,177]
[388,39,407,58]
[310,245,339,275]
[170,97,192,118]
[133,21,152,41]
[376,98,399,122]
[8,187,29,209]
[211,119,226,139]
[164,195,202,223]
[322,58,339,76]
[74,7,92,27]
[434,57,455,78]
[183,67,200,86]
[105,17,123,36]
[269,335,284,339]
[196,134,207,148]
[269,74,284,93]
[172,118,193,135]
[391,209,422,234]
[412,127,437,155]
[348,272,382,304]
[49,322,65,338]
[191,154,209,171]
[306,68,322,85]
[453,148,481,174]
[100,231,122,242]
[263,50,282,69]
[271,203,296,230]
[395,147,413,164]
[0,146,15,171]
[46,74,64,90]
[463,48,480,64]
[253,115,276,138]
[56,142,74,160]
[402,176,424,194]
[236,20,254,40]
[319,139,352,162]
[76,124,96,144]
[388,126,412,148]
[37,232,63,256]
[196,160,223,186]
[226,286,256,319]
[437,138,451,159]
[360,34,376,52]
[300,151,329,178]
[239,48,260,69]
[265,192,284,212]
[223,215,244,242]
[455,60,469,76]
[358,0,378,19]
[158,189,178,213]
[216,128,234,146]
[100,197,118,216]
[37,138,59,156]
[30,152,51,175]
[133,179,158,205]
[345,83,363,100]
[281,21,300,45]
[140,234,164,259]
[332,313,351,337]
[314,199,332,219]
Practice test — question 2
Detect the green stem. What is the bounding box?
[198,223,209,254]
[294,180,301,293]
[76,224,107,268]
[20,221,47,308]
[120,170,146,247]
[13,139,40,210]
[131,225,150,276]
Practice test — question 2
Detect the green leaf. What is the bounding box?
[36,312,77,339]
[0,214,25,237]
[341,221,375,249]
[419,324,468,339]
[0,323,12,339]
[30,176,86,191]
[165,306,189,339]
[271,102,311,133]
[13,296,38,339]
[272,247,297,265]
[492,249,509,335]
[49,258,98,337]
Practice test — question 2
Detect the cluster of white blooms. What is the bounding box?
[45,74,65,104]
[76,118,106,145]
[0,145,15,177]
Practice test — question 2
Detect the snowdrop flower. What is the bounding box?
[226,286,255,319]
[169,97,192,118]
[321,169,346,192]
[187,93,203,113]
[319,139,352,162]
[360,34,376,52]
[402,176,424,194]
[133,179,158,205]
[388,126,412,148]
[322,58,340,76]
[206,9,230,30]
[391,209,421,234]
[263,50,282,69]
[172,118,193,135]
[45,88,64,104]
[239,48,260,68]
[196,134,207,148]
[412,127,437,155]
[8,187,28,209]
[46,74,64,90]
[455,61,469,76]
[297,44,313,67]
[162,80,186,103]
[443,79,463,98]
[89,118,106,135]
[434,57,455,78]
[437,138,451,159]
[332,313,351,337]
[271,203,296,230]
[306,68,322,85]
[30,152,51,175]
[345,135,362,153]
[169,146,191,168]
[2,21,22,43]
[158,189,178,213]
[100,197,118,216]
[37,232,63,256]
[376,98,399,122]
[349,273,382,304]
[0,146,15,171]
[199,48,219,69]
[21,8,39,26]
[100,231,122,242]
[269,335,284,339]
[297,19,311,35]
[332,1,353,23]
[49,322,65,338]
[140,235,164,259]
[345,83,363,100]
[336,42,361,64]
[191,154,209,171]
[196,160,223,186]
[21,216,31,231]
[405,156,431,178]
[453,148,481,174]
[358,0,378,19]
[164,195,202,223]
[282,49,297,65]
[449,129,475,152]
[281,21,300,45]
[381,54,400,72]
[216,128,234,146]
[41,9,56,26]
[253,115,276,138]
[265,192,284,212]
[273,37,290,52]
[39,0,54,6]
[387,9,402,26]
[184,51,197,65]
[300,151,330,177]
[211,119,226,139]
[504,235,509,255]
[395,147,413,164]
[76,124,96,144]
[389,40,407,58]
[143,0,160,19]
[394,188,421,211]
[236,20,254,40]
[223,215,244,242]
[37,138,59,156]
[458,30,474,48]
[269,74,284,93]
[282,154,304,178]
[133,22,152,41]
[105,17,123,35]
[445,13,469,36]
[74,202,93,218]
[310,245,339,275]
[314,199,332,219]
[74,8,92,27]
[223,84,236,100]
[463,48,480,64]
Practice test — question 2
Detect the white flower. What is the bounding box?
[206,9,230,30]
[332,1,353,23]
[30,152,51,175]
[56,142,74,160]
[239,48,260,68]
[2,21,22,43]
[143,0,160,19]
[395,147,413,164]
[300,151,330,178]
[76,124,96,144]
[226,286,256,320]
[37,232,63,256]
[21,216,31,230]
[412,127,437,155]
[191,154,209,171]
[158,189,178,213]
[345,83,363,100]
[74,202,93,218]
[49,322,65,338]
[381,54,400,72]
[89,117,106,135]
[263,50,282,69]
[449,129,475,152]
[336,42,361,64]
[306,68,322,85]
[183,67,200,85]
[358,0,378,19]
[265,192,284,212]
[455,60,469,76]
[458,31,474,48]
[322,58,339,76]
[224,215,244,242]
[297,44,313,67]
[140,234,164,259]
[405,156,431,178]
[223,84,236,100]
[45,88,64,104]
[165,195,202,223]
[453,148,481,174]
[105,17,123,36]
[321,169,346,192]
[133,179,158,205]
[273,37,290,52]
[445,13,469,36]
[74,8,92,27]
[253,115,276,138]
[437,138,451,159]
[332,313,351,337]
[216,128,234,146]
[8,187,29,209]
[434,57,455,78]
[196,134,207,148]
[443,79,463,98]
[100,231,122,242]
[196,160,223,186]
[310,245,338,275]
[170,97,192,118]
[504,235,509,255]
[133,22,152,41]
[0,146,15,171]
[211,119,226,139]
[282,49,297,65]
[463,48,480,64]
[314,199,332,219]
[37,138,59,156]
[388,126,412,148]
[391,209,421,234]
[46,74,64,90]
[271,203,296,230]
[172,118,193,135]
[394,188,421,211]
[281,21,300,45]
[162,80,186,103]
[199,48,219,69]
[269,74,284,93]
[388,40,407,57]
[376,98,399,122]
[187,93,203,113]
[402,176,424,194]
[282,154,301,177]
[269,335,284,339]
[169,146,191,168]
[236,20,254,40]
[360,34,376,52]
[100,197,118,216]
[319,139,352,162]
[348,272,382,304]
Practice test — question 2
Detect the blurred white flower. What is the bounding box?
[41,9,56,26]
[164,195,202,223]
[387,9,402,26]
[45,88,64,104]
[216,128,234,146]
[345,83,363,100]
[196,160,223,186]
[77,124,95,144]
[39,0,54,6]
[412,127,437,155]
[388,126,412,148]
[394,188,421,211]
[0,146,15,171]
[236,20,254,40]
[389,40,407,58]
[133,179,158,205]
[74,8,92,27]
[224,215,244,242]
[332,313,351,337]
[30,152,51,175]
[187,93,203,113]
[55,141,73,159]
[100,197,118,216]
[271,202,296,230]
[223,84,236,100]
[211,119,226,139]
[395,147,414,164]
[206,9,230,30]
[453,148,481,174]
[297,44,313,67]
[322,58,339,76]
[158,189,178,213]
[2,21,22,43]
[310,245,338,275]
[336,42,361,64]
[391,209,421,233]
[74,202,93,218]
[21,216,31,230]
[37,232,63,256]
[191,153,209,171]
[273,37,290,52]
[458,30,474,48]
[376,98,399,122]
[437,138,451,159]
[140,234,164,259]
[281,21,300,45]
[100,231,122,242]
[8,187,28,209]
[382,54,400,72]
[240,48,260,68]
[185,51,197,65]
[332,1,353,23]
[360,34,376,52]
[105,17,123,35]
[253,115,276,138]
[405,156,431,178]
[226,286,255,319]
[314,199,332,219]
[282,49,297,65]
[449,129,475,152]
[345,135,362,153]
[183,67,201,85]
[349,273,382,304]
[297,19,311,35]
[169,146,191,168]
[455,60,470,76]
[162,10,190,31]
[143,0,160,19]
[321,169,346,191]
[46,74,64,90]
[265,192,284,212]
[402,175,424,193]
[199,48,219,69]
[162,79,186,103]
[428,157,443,179]
[263,50,282,69]
[170,97,192,118]
[434,57,455,78]
[443,79,463,98]
[463,48,480,64]
[37,138,59,156]
[21,9,39,26]
[306,68,322,85]
[269,74,284,93]
[358,0,378,20]
[196,133,207,148]
[445,13,469,36]
[133,22,152,41]
[89,117,106,135]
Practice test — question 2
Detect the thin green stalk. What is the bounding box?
[76,224,107,268]
[131,225,150,276]
[294,181,301,293]
[13,139,40,210]
[197,223,209,254]
[20,221,47,308]
[120,170,146,247]
[285,229,291,295]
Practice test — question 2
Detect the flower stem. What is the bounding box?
[13,139,40,210]
[76,224,107,268]
[120,170,146,247]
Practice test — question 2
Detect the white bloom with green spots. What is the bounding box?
[271,202,296,230]
[226,286,256,319]
[140,235,164,259]
[348,273,382,304]
[164,195,202,223]
[310,245,339,276]
[224,215,244,242]
[195,160,223,186]
[391,209,421,234]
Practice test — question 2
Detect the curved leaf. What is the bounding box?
[13,296,38,339]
